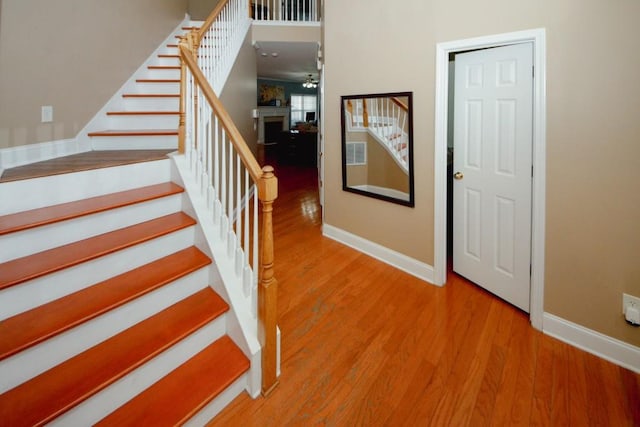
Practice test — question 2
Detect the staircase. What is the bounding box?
[0,159,251,425]
[84,24,200,151]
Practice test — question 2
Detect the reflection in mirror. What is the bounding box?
[341,92,414,207]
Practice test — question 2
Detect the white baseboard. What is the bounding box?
[543,312,640,373]
[0,138,90,171]
[322,224,437,285]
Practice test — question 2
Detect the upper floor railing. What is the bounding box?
[251,0,321,23]
[178,0,279,396]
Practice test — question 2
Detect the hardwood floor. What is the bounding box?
[3,149,637,425]
[212,156,640,426]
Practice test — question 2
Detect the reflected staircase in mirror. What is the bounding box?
[345,98,410,173]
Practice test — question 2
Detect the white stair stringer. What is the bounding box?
[367,126,409,173]
[171,153,264,399]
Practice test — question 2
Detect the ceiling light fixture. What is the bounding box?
[302,74,318,88]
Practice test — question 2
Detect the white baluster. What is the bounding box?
[252,184,259,317]
[235,153,243,276]
[227,143,236,256]
[220,129,228,239]
[212,115,220,223]
[243,169,252,296]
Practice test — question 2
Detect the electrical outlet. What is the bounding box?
[622,293,640,315]
[41,105,53,123]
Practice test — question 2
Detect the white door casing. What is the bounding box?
[453,43,533,312]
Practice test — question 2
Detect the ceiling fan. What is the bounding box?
[302,74,318,88]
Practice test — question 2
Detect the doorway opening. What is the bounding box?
[433,29,547,330]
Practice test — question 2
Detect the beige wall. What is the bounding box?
[0,0,187,149]
[188,0,221,21]
[366,137,409,193]
[219,29,258,155]
[252,23,320,43]
[324,0,640,346]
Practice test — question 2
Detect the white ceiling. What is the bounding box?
[254,41,319,83]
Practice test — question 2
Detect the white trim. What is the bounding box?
[543,313,640,374]
[434,28,547,330]
[322,224,436,285]
[350,185,409,202]
[0,138,90,172]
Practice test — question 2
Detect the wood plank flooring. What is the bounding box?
[212,155,640,426]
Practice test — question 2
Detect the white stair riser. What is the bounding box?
[184,374,248,427]
[0,194,183,263]
[154,56,180,67]
[0,160,172,215]
[142,68,180,80]
[49,316,227,427]
[90,135,178,151]
[105,114,179,130]
[121,97,179,111]
[0,227,195,320]
[0,268,209,393]
[128,81,180,94]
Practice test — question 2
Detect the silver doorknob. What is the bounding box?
[453,171,464,180]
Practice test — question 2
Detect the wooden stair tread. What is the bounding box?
[0,212,195,291]
[135,79,180,83]
[0,182,183,236]
[148,65,180,70]
[0,288,228,427]
[106,111,179,116]
[88,129,178,137]
[0,247,211,361]
[96,336,248,426]
[122,93,179,98]
[158,54,179,59]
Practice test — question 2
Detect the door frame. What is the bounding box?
[433,28,546,330]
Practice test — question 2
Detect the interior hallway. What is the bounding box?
[212,154,640,426]
[2,151,637,425]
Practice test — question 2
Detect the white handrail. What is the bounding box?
[251,0,320,22]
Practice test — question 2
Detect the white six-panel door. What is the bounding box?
[453,43,533,312]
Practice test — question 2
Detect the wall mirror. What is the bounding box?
[341,92,414,207]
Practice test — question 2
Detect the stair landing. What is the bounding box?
[0,150,173,183]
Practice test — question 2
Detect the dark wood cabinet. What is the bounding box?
[278,131,317,166]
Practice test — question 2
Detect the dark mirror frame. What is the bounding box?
[340,92,415,207]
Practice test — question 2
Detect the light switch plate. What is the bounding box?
[622,293,640,315]
[41,105,53,123]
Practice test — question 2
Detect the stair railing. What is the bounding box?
[250,0,320,22]
[178,0,279,396]
[196,0,252,95]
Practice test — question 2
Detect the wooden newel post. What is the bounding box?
[258,165,279,396]
[362,99,369,128]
